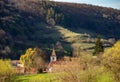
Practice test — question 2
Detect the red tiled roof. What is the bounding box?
[48,61,61,67]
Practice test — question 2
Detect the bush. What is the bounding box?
[102,41,120,82]
[0,59,15,82]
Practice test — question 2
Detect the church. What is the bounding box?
[47,48,58,72]
[50,48,57,62]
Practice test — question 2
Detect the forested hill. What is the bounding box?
[0,0,120,59]
[56,2,120,38]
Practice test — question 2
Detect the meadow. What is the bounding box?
[15,73,60,82]
[14,70,113,82]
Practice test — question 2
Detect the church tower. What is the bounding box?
[50,48,57,62]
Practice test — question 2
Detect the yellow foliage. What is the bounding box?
[20,48,37,67]
[0,59,14,76]
[102,41,120,81]
[0,59,15,82]
[20,48,46,73]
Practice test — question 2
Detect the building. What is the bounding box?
[11,60,24,74]
[48,48,59,72]
[50,48,57,62]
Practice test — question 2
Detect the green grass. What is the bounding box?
[15,73,60,82]
[55,26,95,55]
[14,72,113,82]
[14,69,113,82]
[97,73,114,82]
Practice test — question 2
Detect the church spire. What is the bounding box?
[50,48,57,62]
[51,48,56,56]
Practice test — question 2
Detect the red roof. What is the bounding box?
[49,61,60,67]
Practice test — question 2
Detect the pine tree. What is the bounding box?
[93,36,104,55]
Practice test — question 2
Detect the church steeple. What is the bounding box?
[50,48,57,62]
[51,48,56,56]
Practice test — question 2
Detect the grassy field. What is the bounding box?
[15,73,60,82]
[14,71,113,82]
[55,26,95,55]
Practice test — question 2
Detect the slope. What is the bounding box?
[0,0,119,59]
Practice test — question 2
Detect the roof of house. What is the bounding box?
[11,60,20,64]
[51,48,56,56]
[48,61,61,67]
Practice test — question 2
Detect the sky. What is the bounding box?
[53,0,120,9]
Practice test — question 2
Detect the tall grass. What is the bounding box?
[58,54,114,82]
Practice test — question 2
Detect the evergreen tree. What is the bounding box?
[93,36,104,55]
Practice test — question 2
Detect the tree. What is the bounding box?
[102,41,120,82]
[48,18,56,26]
[93,36,104,55]
[20,48,46,73]
[0,59,15,82]
[46,8,55,24]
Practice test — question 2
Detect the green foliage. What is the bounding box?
[93,36,104,55]
[0,59,15,82]
[102,41,120,82]
[20,48,46,73]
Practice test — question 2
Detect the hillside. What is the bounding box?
[0,0,120,59]
[56,2,120,38]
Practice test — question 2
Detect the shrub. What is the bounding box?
[0,59,15,82]
[102,41,120,82]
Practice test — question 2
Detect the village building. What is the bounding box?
[48,48,81,72]
[11,60,24,74]
[48,48,58,72]
[50,48,57,62]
